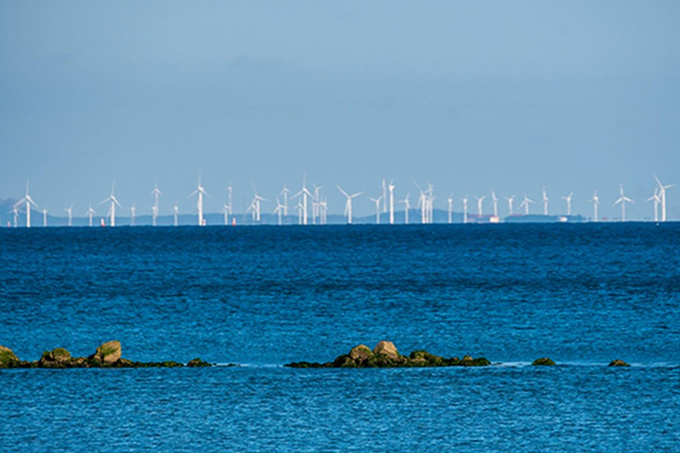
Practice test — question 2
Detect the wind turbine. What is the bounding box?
[474,194,486,217]
[414,181,428,224]
[224,184,234,225]
[273,197,285,226]
[312,185,323,225]
[561,192,574,216]
[42,209,47,227]
[151,184,162,226]
[99,181,122,227]
[173,203,179,226]
[369,195,383,224]
[447,194,454,224]
[247,188,267,223]
[337,186,362,224]
[653,175,675,222]
[189,174,210,226]
[381,178,388,213]
[461,196,469,224]
[319,198,329,225]
[130,204,136,226]
[14,180,39,228]
[491,190,498,217]
[613,184,634,222]
[85,205,96,227]
[646,188,661,222]
[12,207,18,227]
[589,190,600,222]
[63,205,74,227]
[281,185,290,217]
[505,194,516,216]
[292,176,314,225]
[399,194,411,225]
[520,194,535,215]
[541,187,549,215]
[388,180,395,224]
[222,203,230,225]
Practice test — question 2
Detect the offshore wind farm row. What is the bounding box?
[4,175,676,228]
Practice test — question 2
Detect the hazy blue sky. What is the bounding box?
[1,1,679,219]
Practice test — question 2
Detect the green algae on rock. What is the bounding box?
[531,357,557,366]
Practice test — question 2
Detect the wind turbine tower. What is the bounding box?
[43,209,47,227]
[173,203,179,226]
[462,196,469,224]
[447,194,453,224]
[189,174,210,226]
[151,184,162,226]
[281,185,290,217]
[15,180,38,228]
[561,192,574,216]
[64,205,73,227]
[541,187,549,215]
[85,205,96,227]
[337,186,362,224]
[491,190,498,217]
[474,195,486,216]
[370,196,383,224]
[647,188,660,222]
[100,181,122,227]
[613,184,634,222]
[130,204,136,226]
[505,194,516,215]
[589,190,600,222]
[400,194,411,225]
[388,181,395,224]
[520,194,535,215]
[654,175,675,222]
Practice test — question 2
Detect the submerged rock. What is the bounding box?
[608,359,630,367]
[0,345,20,368]
[286,341,491,369]
[532,358,556,366]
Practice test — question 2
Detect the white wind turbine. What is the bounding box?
[613,184,634,222]
[63,205,74,227]
[99,181,122,227]
[14,180,39,228]
[295,201,303,225]
[474,194,486,217]
[520,194,535,215]
[273,197,285,226]
[312,185,323,225]
[151,184,162,227]
[414,181,428,224]
[561,192,574,216]
[447,194,454,224]
[388,180,395,224]
[505,194,516,216]
[647,188,661,222]
[173,203,179,226]
[42,209,47,227]
[247,189,267,223]
[461,195,469,224]
[369,195,383,224]
[281,185,290,217]
[337,186,362,224]
[653,175,675,222]
[222,203,230,225]
[541,187,549,215]
[12,207,18,227]
[85,205,96,227]
[399,194,411,225]
[589,190,600,222]
[224,184,234,225]
[292,177,314,225]
[381,178,388,213]
[491,190,498,217]
[319,198,329,225]
[130,204,136,226]
[189,174,210,226]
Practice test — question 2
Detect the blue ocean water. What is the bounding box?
[1,224,679,451]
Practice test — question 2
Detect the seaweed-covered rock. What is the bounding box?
[285,342,492,369]
[91,341,122,364]
[608,359,630,367]
[187,358,213,367]
[0,345,20,368]
[38,347,72,368]
[532,357,556,366]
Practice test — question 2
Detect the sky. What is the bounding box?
[1,1,679,220]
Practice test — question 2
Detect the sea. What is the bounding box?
[1,224,678,452]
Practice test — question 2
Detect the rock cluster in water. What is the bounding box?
[0,341,212,369]
[286,341,491,368]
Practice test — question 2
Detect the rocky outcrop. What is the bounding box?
[532,357,556,366]
[0,341,212,369]
[608,359,630,367]
[0,345,20,368]
[286,341,491,368]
